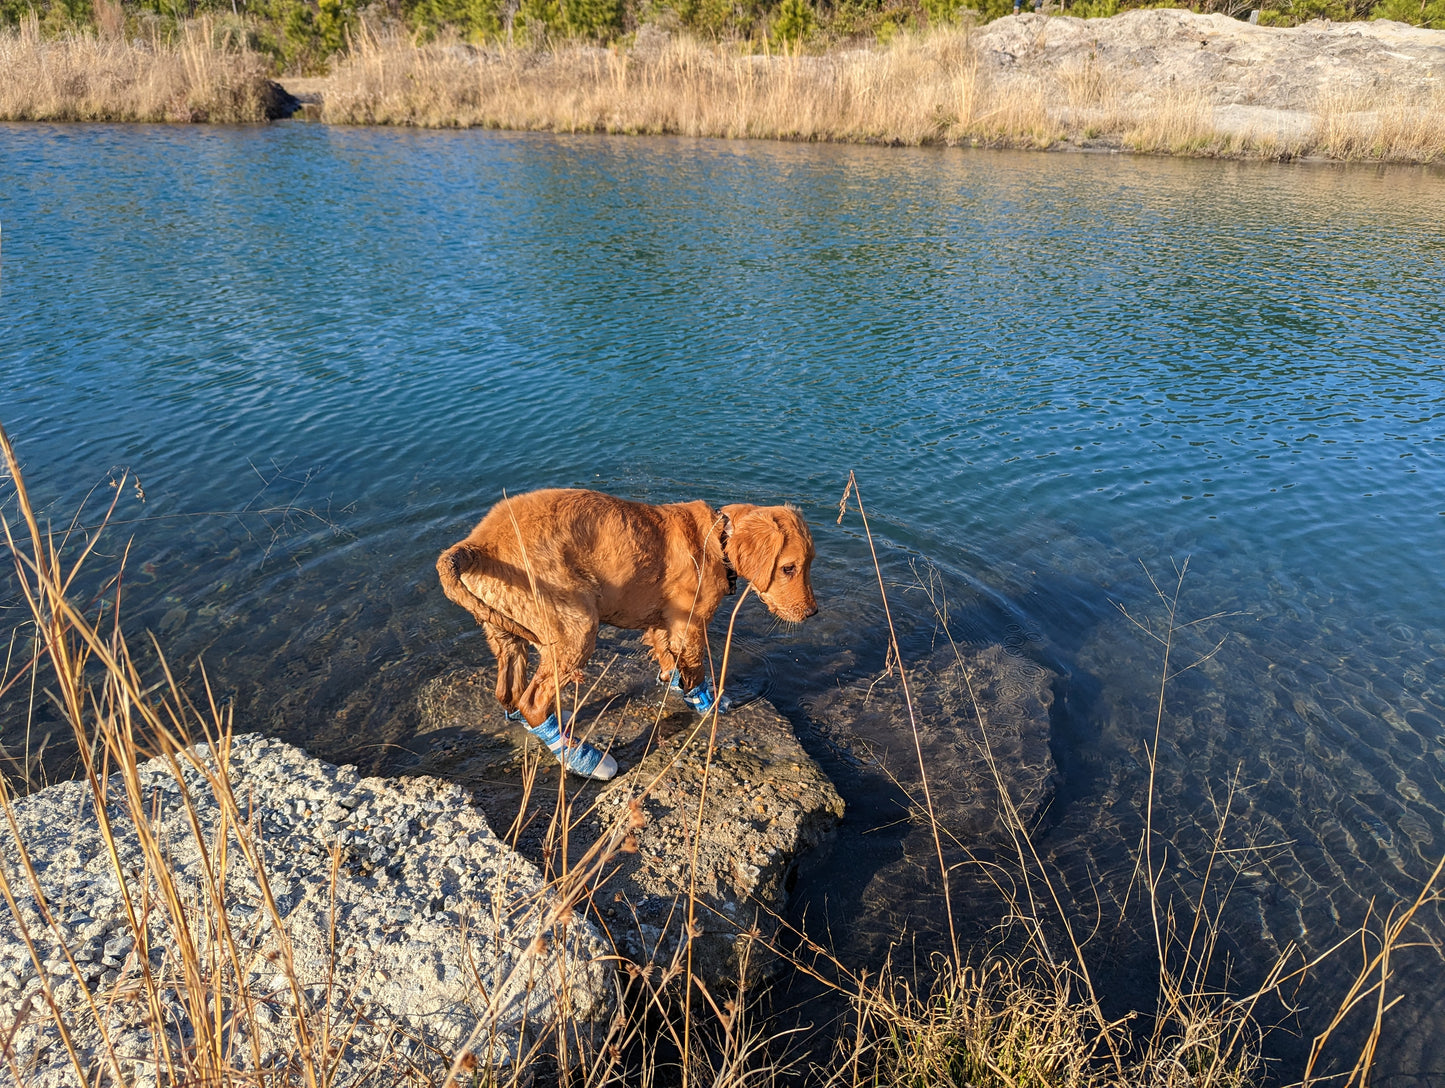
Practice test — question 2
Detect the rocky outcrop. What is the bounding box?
[412,633,846,990]
[0,737,613,1087]
[0,629,1054,1084]
[974,10,1445,145]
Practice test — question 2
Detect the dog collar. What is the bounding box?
[718,513,738,595]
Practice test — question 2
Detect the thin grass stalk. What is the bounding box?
[839,471,960,966]
[1141,559,1188,983]
[680,583,751,1088]
[1299,845,1445,1087]
[909,563,1127,1078]
[2,426,334,1086]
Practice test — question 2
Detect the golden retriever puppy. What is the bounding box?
[437,489,817,779]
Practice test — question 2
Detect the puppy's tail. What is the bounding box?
[436,542,541,644]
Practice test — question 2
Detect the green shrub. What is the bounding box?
[247,0,354,70]
[1371,0,1445,26]
[771,0,812,43]
[405,0,502,39]
[565,0,622,37]
[514,0,561,40]
[1067,0,1121,16]
[663,0,762,37]
[922,0,966,24]
[1250,0,1376,23]
[0,0,33,24]
[40,0,91,30]
[515,0,620,40]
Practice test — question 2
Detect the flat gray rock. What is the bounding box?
[975,10,1445,112]
[0,736,613,1087]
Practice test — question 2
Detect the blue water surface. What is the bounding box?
[3,122,1445,1079]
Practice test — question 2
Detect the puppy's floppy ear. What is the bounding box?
[722,506,782,593]
[720,503,756,528]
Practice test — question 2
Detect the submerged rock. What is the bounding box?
[589,692,846,986]
[803,641,1058,838]
[0,736,613,1087]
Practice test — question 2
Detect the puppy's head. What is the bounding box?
[720,504,818,623]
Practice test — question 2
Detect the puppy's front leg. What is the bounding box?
[663,619,731,715]
[644,627,678,681]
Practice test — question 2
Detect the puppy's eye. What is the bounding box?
[781,564,797,578]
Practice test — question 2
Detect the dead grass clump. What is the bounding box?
[851,957,1103,1088]
[321,24,1067,148]
[0,15,281,123]
[1056,51,1111,110]
[1315,85,1445,162]
[1122,85,1227,155]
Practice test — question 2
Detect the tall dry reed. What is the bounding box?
[320,23,1063,146]
[313,23,1445,162]
[0,15,283,123]
[1314,83,1445,162]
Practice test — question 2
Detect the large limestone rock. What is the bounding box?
[974,9,1445,144]
[0,736,613,1087]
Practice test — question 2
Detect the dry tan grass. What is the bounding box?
[1122,85,1228,155]
[1314,84,1445,162]
[4,15,1444,162]
[320,24,1069,147]
[0,15,281,123]
[314,24,1445,163]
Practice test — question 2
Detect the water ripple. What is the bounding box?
[4,125,1445,1077]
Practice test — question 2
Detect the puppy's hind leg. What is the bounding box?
[644,627,679,683]
[484,623,529,713]
[516,610,616,781]
[515,604,599,728]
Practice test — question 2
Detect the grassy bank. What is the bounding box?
[3,439,1441,1086]
[312,22,1445,161]
[3,16,1443,163]
[0,15,288,122]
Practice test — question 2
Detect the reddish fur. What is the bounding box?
[436,489,817,726]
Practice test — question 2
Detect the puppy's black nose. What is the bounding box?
[804,602,819,619]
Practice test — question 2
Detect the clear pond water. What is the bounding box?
[4,123,1445,1080]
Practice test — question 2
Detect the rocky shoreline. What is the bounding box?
[971,9,1445,150]
[0,633,1057,1083]
[0,737,613,1086]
